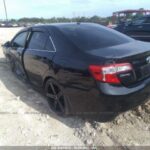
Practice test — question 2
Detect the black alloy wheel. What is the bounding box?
[45,78,67,116]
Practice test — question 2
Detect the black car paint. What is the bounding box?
[2,23,150,116]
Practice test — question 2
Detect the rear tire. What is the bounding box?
[45,78,68,116]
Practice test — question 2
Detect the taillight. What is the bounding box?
[89,63,132,84]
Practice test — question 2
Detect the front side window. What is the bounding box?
[28,32,47,50]
[12,32,28,48]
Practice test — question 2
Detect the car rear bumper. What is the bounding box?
[67,78,150,116]
[98,76,150,96]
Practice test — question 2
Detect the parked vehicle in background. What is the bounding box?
[115,15,150,42]
[0,23,5,27]
[0,22,19,27]
[2,23,150,117]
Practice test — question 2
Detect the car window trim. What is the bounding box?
[48,36,56,52]
[27,49,55,52]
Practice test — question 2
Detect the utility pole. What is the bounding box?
[3,0,8,21]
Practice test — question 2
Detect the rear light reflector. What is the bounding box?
[89,63,132,84]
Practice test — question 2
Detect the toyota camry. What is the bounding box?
[2,23,150,117]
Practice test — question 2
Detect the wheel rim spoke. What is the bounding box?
[54,100,57,108]
[57,91,63,99]
[46,93,56,99]
[46,81,65,114]
[50,83,56,95]
[56,98,64,113]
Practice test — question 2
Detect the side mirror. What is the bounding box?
[3,41,11,47]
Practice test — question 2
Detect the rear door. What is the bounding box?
[23,28,56,87]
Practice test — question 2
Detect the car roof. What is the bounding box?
[18,22,99,36]
[31,22,98,30]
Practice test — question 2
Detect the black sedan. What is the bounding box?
[2,23,150,117]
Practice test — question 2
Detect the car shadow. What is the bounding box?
[0,57,149,127]
[0,59,86,127]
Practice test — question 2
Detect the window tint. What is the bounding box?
[45,37,55,51]
[12,32,28,48]
[28,32,47,50]
[58,24,133,51]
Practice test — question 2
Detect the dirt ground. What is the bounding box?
[0,27,149,147]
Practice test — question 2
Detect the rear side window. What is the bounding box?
[12,32,28,48]
[59,24,133,51]
[28,32,47,50]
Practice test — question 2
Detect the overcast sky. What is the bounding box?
[0,0,150,19]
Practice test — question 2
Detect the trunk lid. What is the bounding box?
[113,41,150,85]
[88,41,150,86]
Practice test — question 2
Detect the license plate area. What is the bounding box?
[141,63,150,78]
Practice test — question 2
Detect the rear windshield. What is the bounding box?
[58,23,133,51]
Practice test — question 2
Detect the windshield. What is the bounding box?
[58,23,133,51]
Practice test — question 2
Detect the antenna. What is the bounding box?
[3,0,8,21]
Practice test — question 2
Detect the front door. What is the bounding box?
[10,31,29,75]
